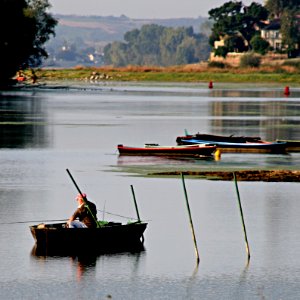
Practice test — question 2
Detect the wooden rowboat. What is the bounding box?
[176,133,287,154]
[30,221,147,255]
[276,139,300,152]
[117,143,217,157]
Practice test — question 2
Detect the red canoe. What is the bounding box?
[117,143,217,157]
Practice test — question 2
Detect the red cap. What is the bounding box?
[76,193,86,200]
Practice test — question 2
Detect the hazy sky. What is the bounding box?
[49,0,265,19]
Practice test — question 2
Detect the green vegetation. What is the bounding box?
[0,0,57,84]
[104,24,210,67]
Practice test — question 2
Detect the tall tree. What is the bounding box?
[280,8,300,56]
[265,0,300,18]
[0,0,57,84]
[265,0,300,55]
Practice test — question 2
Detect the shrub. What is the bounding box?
[240,53,261,68]
[214,46,229,58]
[250,35,269,55]
[208,61,226,68]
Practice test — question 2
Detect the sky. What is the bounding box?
[49,0,265,19]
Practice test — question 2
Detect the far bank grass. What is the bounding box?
[34,65,300,85]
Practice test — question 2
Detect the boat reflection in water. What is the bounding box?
[31,246,98,281]
[31,244,145,282]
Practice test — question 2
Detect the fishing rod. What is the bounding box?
[0,219,68,225]
[96,209,138,221]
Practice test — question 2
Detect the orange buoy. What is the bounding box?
[214,149,221,161]
[208,81,213,89]
[284,86,290,96]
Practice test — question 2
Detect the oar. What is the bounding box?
[66,168,99,228]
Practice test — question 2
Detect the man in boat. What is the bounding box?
[67,193,98,228]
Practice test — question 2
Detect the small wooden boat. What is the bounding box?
[30,221,147,255]
[178,133,262,144]
[176,133,287,154]
[276,139,300,152]
[117,143,217,157]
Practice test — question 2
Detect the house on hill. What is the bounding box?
[261,19,282,50]
[261,17,300,57]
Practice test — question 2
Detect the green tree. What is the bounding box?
[280,8,300,57]
[265,0,300,18]
[209,1,268,56]
[104,42,129,66]
[225,35,248,52]
[0,0,57,84]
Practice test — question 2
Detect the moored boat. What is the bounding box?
[276,139,300,152]
[117,143,217,157]
[30,221,147,255]
[176,133,287,154]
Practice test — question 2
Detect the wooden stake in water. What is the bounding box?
[130,185,141,222]
[131,185,144,243]
[181,173,200,264]
[233,172,250,261]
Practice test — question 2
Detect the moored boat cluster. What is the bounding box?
[117,132,300,159]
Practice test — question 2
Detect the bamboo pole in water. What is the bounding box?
[233,172,251,261]
[181,173,200,264]
[130,185,144,243]
[130,185,141,222]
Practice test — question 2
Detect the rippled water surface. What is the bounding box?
[0,82,300,299]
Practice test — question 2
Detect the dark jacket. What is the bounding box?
[72,200,97,228]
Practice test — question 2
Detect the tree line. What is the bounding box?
[103,24,210,66]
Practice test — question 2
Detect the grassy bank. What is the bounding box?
[32,64,300,85]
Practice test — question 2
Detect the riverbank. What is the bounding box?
[31,64,300,85]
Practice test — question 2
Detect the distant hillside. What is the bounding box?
[55,14,206,41]
[45,14,207,67]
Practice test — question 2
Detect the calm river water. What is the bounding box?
[0,81,300,299]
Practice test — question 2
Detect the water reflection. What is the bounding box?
[209,88,300,98]
[0,92,49,148]
[210,100,300,141]
[31,245,146,282]
[117,155,216,166]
